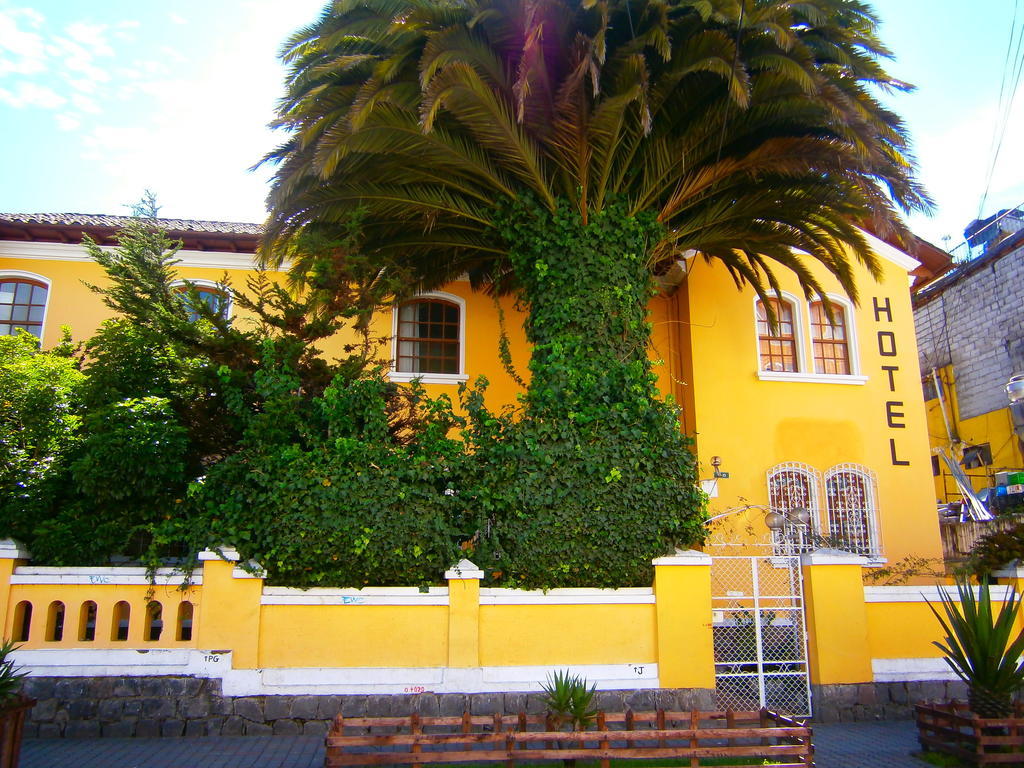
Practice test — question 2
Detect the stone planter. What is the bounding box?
[1,697,35,768]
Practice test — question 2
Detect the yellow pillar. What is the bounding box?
[800,549,872,685]
[653,549,715,688]
[445,559,483,668]
[0,539,31,638]
[196,546,264,669]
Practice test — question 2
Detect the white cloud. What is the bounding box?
[112,20,139,41]
[70,92,100,114]
[65,22,114,57]
[55,113,80,131]
[907,95,1024,249]
[59,38,111,84]
[168,13,187,25]
[159,46,188,65]
[0,81,66,109]
[0,6,49,76]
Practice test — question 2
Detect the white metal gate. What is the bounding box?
[710,556,812,716]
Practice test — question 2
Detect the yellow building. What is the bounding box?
[1,212,970,725]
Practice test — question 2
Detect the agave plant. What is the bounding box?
[0,639,27,708]
[540,669,598,731]
[927,577,1024,718]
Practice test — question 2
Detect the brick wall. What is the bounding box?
[915,247,1024,421]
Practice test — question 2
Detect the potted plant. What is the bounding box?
[0,640,33,768]
[916,577,1024,763]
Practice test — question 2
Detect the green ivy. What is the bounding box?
[452,196,706,588]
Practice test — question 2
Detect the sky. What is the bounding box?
[0,0,1022,254]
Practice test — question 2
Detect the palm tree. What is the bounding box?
[258,0,932,585]
[262,0,929,305]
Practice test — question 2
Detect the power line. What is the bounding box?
[977,0,1024,218]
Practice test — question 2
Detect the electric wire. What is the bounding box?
[977,0,1024,220]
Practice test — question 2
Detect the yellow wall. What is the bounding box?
[478,605,656,666]
[923,365,1024,500]
[3,582,199,648]
[258,605,448,668]
[866,602,946,660]
[684,249,943,564]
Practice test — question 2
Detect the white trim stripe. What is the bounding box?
[479,588,655,605]
[261,587,449,606]
[0,240,281,272]
[10,649,658,695]
[862,231,922,273]
[872,657,957,682]
[11,567,202,586]
[864,585,1014,603]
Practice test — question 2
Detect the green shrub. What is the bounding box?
[966,520,1024,576]
[928,576,1024,718]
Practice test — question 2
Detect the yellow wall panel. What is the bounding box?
[478,605,656,666]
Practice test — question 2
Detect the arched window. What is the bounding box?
[824,465,881,558]
[46,601,65,642]
[767,462,822,554]
[177,601,194,642]
[79,601,97,642]
[111,601,131,642]
[809,301,851,375]
[756,297,799,373]
[13,601,32,642]
[172,280,230,322]
[393,296,464,377]
[146,601,163,641]
[0,276,49,339]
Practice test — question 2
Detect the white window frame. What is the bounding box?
[766,461,824,555]
[754,292,867,385]
[804,293,865,380]
[824,463,883,561]
[170,279,233,321]
[0,269,52,345]
[389,291,468,385]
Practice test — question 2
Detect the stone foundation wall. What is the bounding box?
[22,676,969,738]
[811,681,968,723]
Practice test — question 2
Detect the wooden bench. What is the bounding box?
[324,708,814,767]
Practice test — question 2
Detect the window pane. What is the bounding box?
[810,302,851,375]
[757,298,798,373]
[0,284,14,304]
[14,283,31,303]
[395,300,461,375]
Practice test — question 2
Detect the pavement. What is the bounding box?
[19,719,928,768]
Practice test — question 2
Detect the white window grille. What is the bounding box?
[824,464,882,558]
[766,462,823,555]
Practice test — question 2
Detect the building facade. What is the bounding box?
[0,212,965,726]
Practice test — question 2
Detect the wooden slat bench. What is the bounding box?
[324,708,814,767]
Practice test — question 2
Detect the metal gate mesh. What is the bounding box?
[710,556,811,716]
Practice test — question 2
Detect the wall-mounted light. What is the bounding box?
[710,455,730,479]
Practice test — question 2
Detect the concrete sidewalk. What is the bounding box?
[20,720,926,768]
